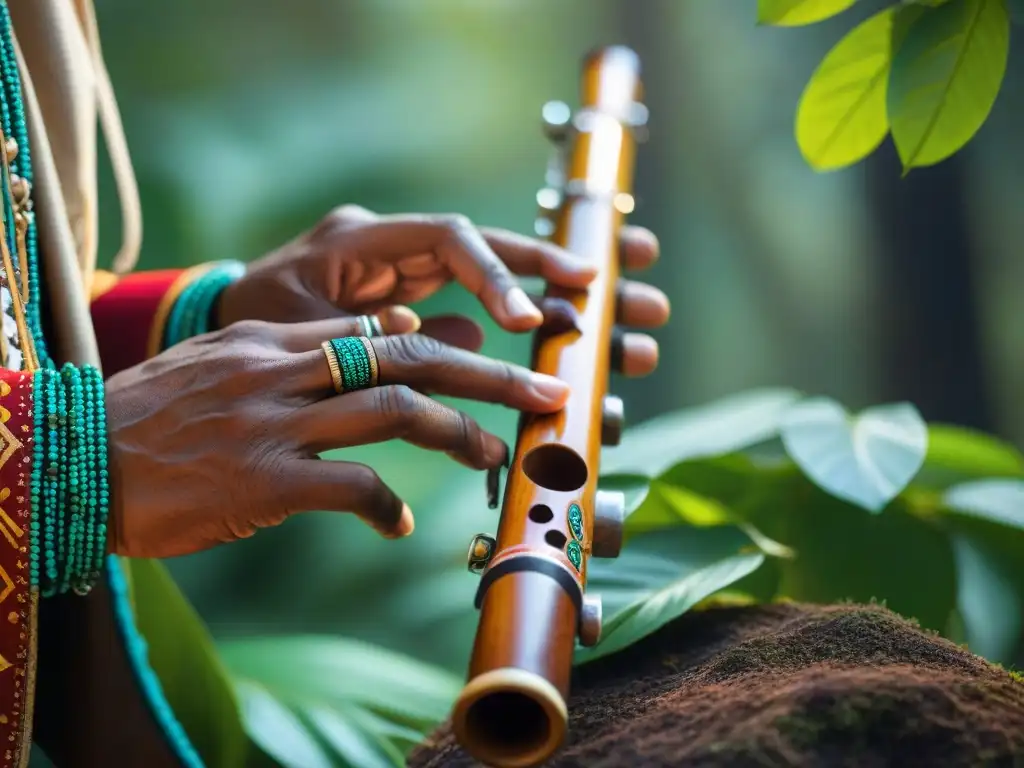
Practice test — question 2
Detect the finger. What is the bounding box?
[619,226,659,271]
[419,315,486,352]
[280,459,414,539]
[290,385,508,469]
[618,332,659,378]
[342,215,545,332]
[481,227,597,287]
[616,280,671,329]
[280,306,421,352]
[372,334,569,411]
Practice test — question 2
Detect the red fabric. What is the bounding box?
[90,270,185,375]
[0,370,34,767]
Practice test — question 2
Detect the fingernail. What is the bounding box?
[386,306,422,334]
[505,287,543,321]
[622,332,660,377]
[394,503,414,538]
[529,373,570,405]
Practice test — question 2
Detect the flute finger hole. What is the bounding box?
[528,504,554,524]
[521,444,588,492]
[544,530,568,549]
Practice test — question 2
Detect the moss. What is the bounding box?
[411,603,1024,768]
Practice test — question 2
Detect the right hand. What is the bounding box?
[104,311,571,559]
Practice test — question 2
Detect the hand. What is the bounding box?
[105,316,575,559]
[217,205,670,377]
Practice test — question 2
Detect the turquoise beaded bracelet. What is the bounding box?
[163,260,247,349]
[29,363,110,596]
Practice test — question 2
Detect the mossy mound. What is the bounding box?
[409,603,1024,767]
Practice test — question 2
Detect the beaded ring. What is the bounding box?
[356,314,384,338]
[323,336,379,394]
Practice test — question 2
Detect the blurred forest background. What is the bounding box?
[90,0,1024,676]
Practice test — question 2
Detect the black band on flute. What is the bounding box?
[610,325,625,373]
[474,554,583,614]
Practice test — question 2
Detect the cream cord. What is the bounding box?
[76,0,141,275]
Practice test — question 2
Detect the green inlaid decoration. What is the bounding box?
[568,502,584,541]
[566,540,583,572]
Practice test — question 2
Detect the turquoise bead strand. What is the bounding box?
[0,0,47,367]
[28,365,110,595]
[82,365,109,588]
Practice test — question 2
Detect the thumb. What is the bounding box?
[277,458,415,539]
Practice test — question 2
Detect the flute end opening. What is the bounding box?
[452,668,568,768]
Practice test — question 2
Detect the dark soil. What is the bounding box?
[409,602,1024,768]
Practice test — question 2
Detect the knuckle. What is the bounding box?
[224,318,274,342]
[434,213,474,235]
[312,205,372,238]
[328,204,371,225]
[495,359,518,390]
[453,408,476,450]
[374,385,419,426]
[384,333,446,365]
[348,464,390,510]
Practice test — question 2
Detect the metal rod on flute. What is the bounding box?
[451,46,646,768]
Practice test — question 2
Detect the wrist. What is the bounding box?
[163,260,247,349]
[211,272,240,331]
[30,364,111,596]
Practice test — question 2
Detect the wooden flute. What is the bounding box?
[451,46,646,767]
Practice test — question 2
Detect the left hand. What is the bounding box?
[217,205,670,377]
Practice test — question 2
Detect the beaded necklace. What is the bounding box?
[0,0,47,372]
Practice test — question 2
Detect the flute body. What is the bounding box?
[452,46,645,768]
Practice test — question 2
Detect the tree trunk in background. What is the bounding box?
[866,143,994,433]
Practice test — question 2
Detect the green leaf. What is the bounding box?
[624,455,753,532]
[603,388,801,478]
[747,475,958,632]
[757,0,859,26]
[219,635,461,736]
[949,534,1021,662]
[943,479,1024,530]
[234,681,335,768]
[795,8,896,170]
[888,0,1010,171]
[578,527,766,663]
[940,481,1024,662]
[223,637,462,766]
[581,553,765,663]
[780,397,928,513]
[304,706,407,768]
[125,558,248,768]
[914,424,1024,489]
[642,456,796,558]
[597,473,651,516]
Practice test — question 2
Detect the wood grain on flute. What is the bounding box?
[452,46,645,768]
